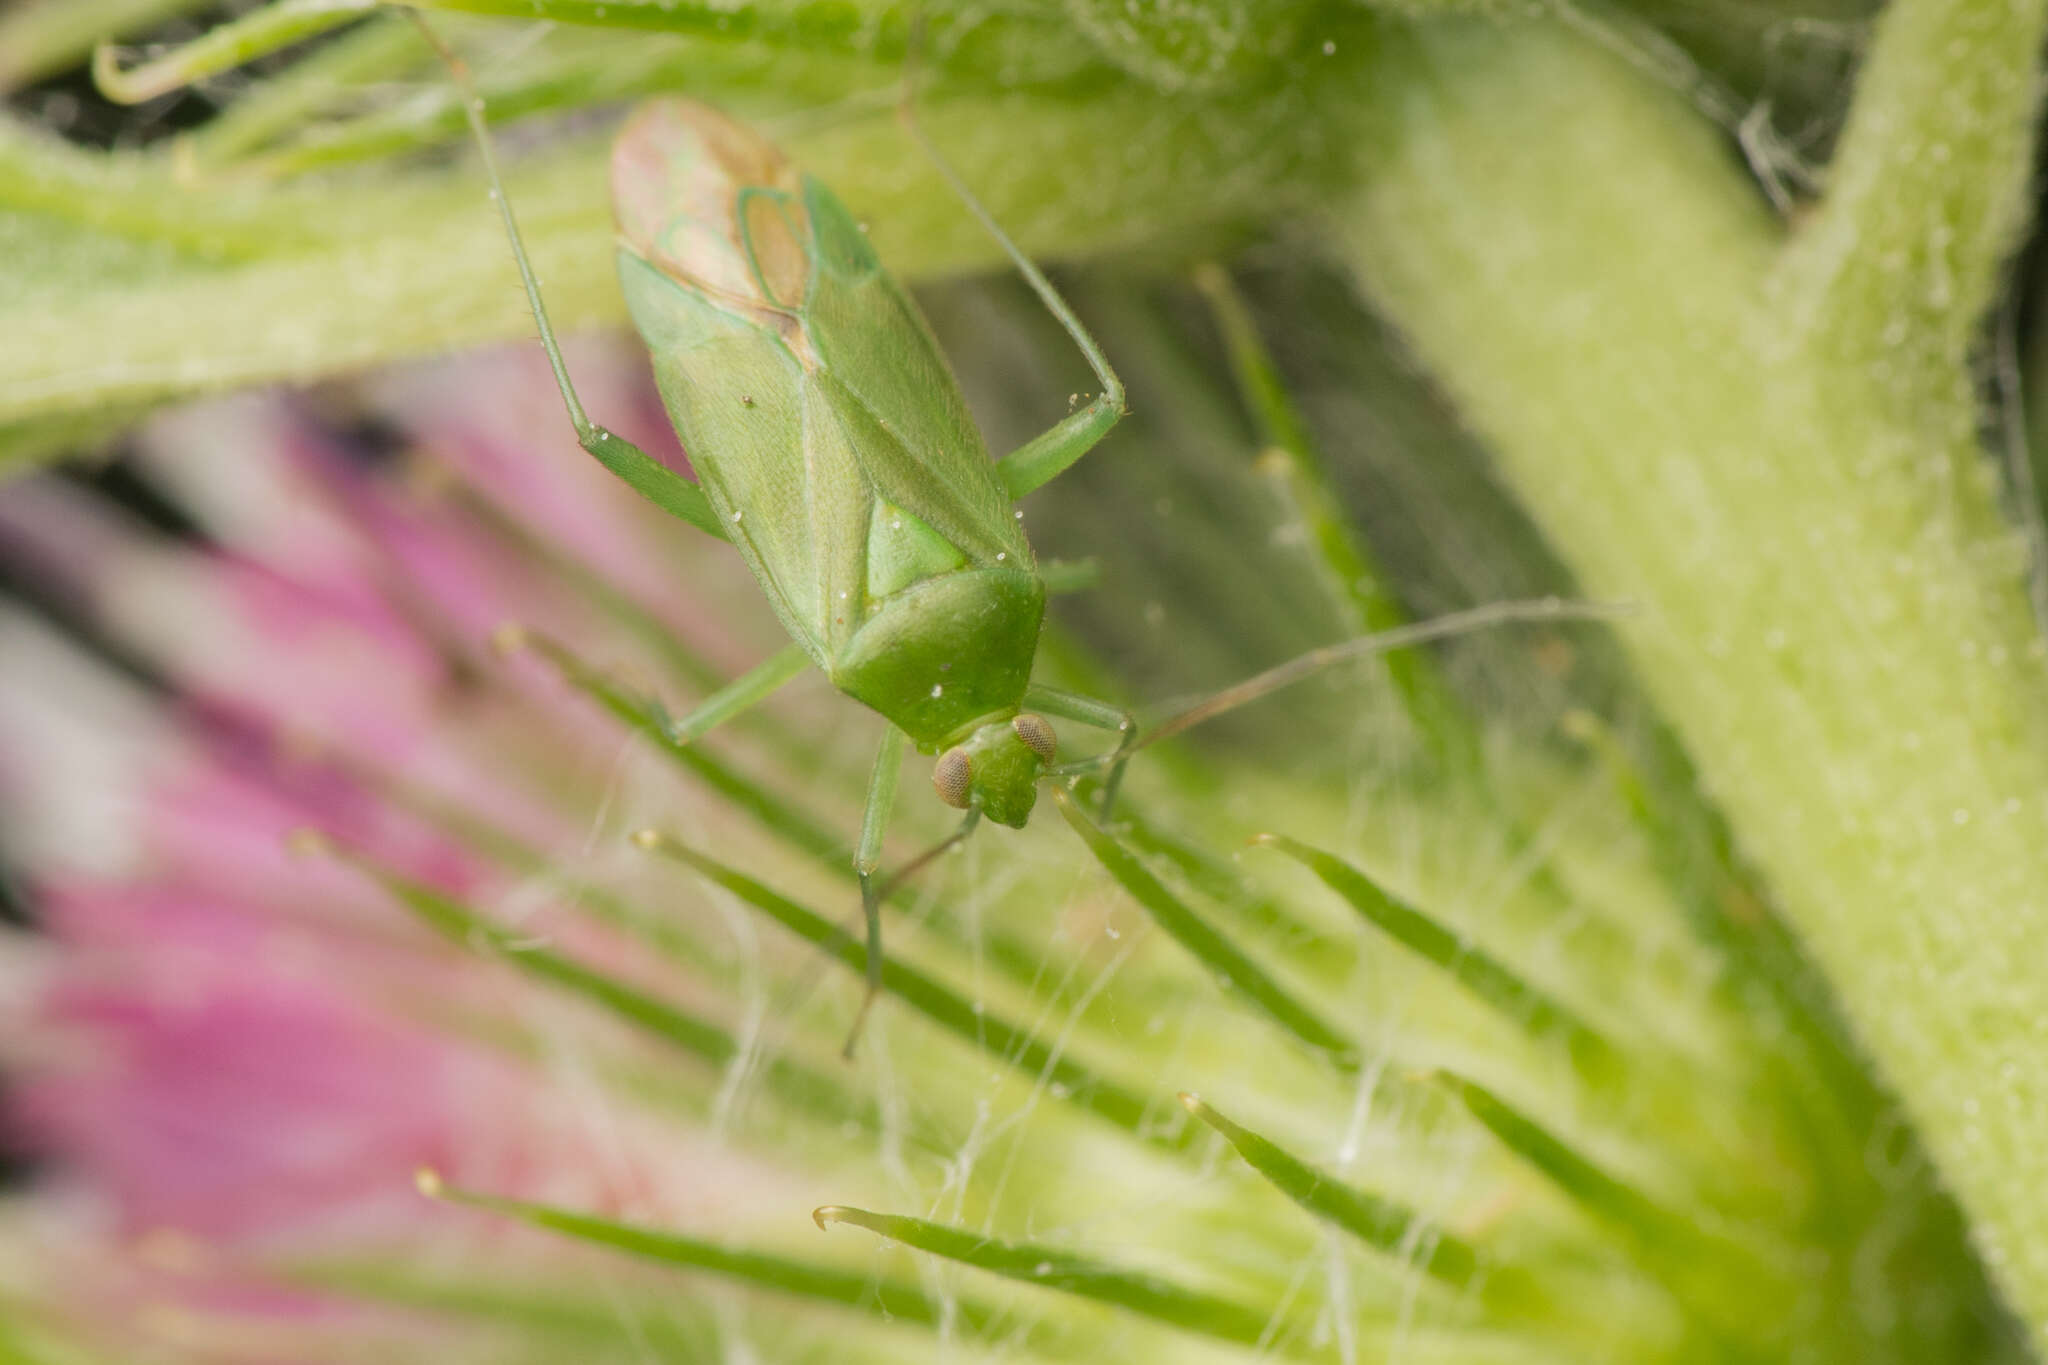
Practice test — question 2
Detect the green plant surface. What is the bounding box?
[1332,1,2048,1337]
[7,0,2048,1360]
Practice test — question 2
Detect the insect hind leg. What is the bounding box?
[405,14,728,542]
[895,17,1126,501]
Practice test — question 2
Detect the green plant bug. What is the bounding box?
[410,15,1622,1052]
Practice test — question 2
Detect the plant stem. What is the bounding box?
[0,61,1346,433]
[1334,6,2048,1341]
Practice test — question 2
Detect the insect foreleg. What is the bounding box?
[845,726,908,1059]
[1022,684,1138,818]
[407,13,727,543]
[646,643,809,747]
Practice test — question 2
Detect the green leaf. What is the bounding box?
[305,831,870,1125]
[507,625,848,864]
[812,1203,1278,1347]
[1431,1070,1727,1272]
[634,829,1178,1146]
[1053,786,1362,1067]
[417,1174,992,1331]
[1252,833,1615,1073]
[1179,1093,1481,1287]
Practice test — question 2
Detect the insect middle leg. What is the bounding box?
[843,728,986,1057]
[845,726,908,1058]
[508,628,809,756]
[644,643,809,747]
[1022,684,1138,818]
[407,15,727,543]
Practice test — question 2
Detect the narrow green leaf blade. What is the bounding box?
[0,0,210,89]
[95,1,365,104]
[1179,1092,1479,1287]
[1438,1071,1785,1336]
[635,830,1176,1146]
[418,1174,976,1329]
[1054,786,1360,1067]
[307,832,866,1124]
[315,833,733,1059]
[1114,802,1343,961]
[1192,262,1472,765]
[812,1204,1277,1348]
[510,625,844,863]
[1434,1070,1684,1252]
[1255,834,1615,1071]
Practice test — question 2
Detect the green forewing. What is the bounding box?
[620,251,827,658]
[798,179,1026,568]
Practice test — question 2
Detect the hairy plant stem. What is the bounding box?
[1334,4,2048,1340]
[0,35,1352,437]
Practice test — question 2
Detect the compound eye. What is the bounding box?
[1012,713,1057,763]
[932,748,973,809]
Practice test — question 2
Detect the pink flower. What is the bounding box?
[26,914,478,1246]
[0,352,821,1354]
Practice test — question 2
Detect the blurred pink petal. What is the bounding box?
[372,337,690,604]
[131,396,382,589]
[0,351,829,1359]
[27,966,471,1245]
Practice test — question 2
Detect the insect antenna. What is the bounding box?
[875,810,984,903]
[1050,596,1636,774]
